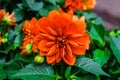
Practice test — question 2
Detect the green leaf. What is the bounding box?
[75,57,109,76]
[3,44,14,53]
[14,22,24,33]
[70,75,97,80]
[4,61,21,78]
[14,9,24,22]
[0,57,5,70]
[84,11,97,20]
[14,32,24,47]
[119,77,120,80]
[89,25,105,46]
[39,5,58,16]
[112,68,120,74]
[93,49,110,66]
[39,7,49,16]
[0,70,7,80]
[22,0,43,11]
[0,57,5,64]
[56,0,65,6]
[8,29,16,42]
[15,53,33,63]
[110,36,120,63]
[47,0,56,5]
[30,2,44,11]
[11,63,56,80]
[65,66,71,79]
[94,17,104,26]
[23,0,35,8]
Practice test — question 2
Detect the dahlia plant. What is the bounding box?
[0,0,120,80]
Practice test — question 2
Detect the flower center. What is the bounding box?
[56,36,66,48]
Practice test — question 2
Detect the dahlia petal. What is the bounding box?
[38,40,51,52]
[56,50,62,63]
[72,45,87,55]
[40,51,46,56]
[65,45,73,58]
[41,33,56,41]
[79,16,85,22]
[65,0,72,7]
[47,55,56,64]
[61,48,65,57]
[67,34,83,39]
[48,27,58,36]
[38,17,50,33]
[69,40,79,47]
[47,44,58,56]
[74,21,86,31]
[48,10,60,18]
[69,34,90,46]
[63,53,76,65]
[58,28,62,36]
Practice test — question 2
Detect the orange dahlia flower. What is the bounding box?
[0,9,16,26]
[65,0,96,11]
[21,18,40,54]
[38,10,90,65]
[3,12,16,26]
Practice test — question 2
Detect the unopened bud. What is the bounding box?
[21,43,33,55]
[2,38,8,43]
[110,31,116,37]
[34,55,44,63]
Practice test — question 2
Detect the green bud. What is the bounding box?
[1,18,10,26]
[34,55,44,63]
[2,38,8,43]
[90,20,95,24]
[25,43,33,54]
[110,31,116,37]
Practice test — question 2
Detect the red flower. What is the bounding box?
[65,0,96,11]
[21,18,40,54]
[37,10,90,65]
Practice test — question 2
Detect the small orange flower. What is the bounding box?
[3,12,16,26]
[0,9,16,26]
[21,18,40,54]
[38,10,90,65]
[0,9,5,21]
[65,0,96,11]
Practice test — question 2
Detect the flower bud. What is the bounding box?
[110,30,120,37]
[34,55,44,63]
[110,31,116,37]
[21,43,33,55]
[2,37,8,43]
[2,12,15,26]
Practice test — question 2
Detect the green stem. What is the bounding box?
[96,75,101,80]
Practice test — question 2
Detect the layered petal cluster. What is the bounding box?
[21,18,40,54]
[65,0,96,11]
[0,9,15,26]
[37,10,90,65]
